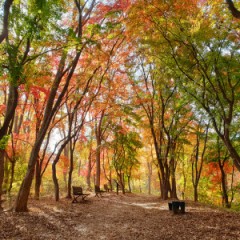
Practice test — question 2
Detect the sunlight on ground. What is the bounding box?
[52,206,64,213]
[29,207,43,213]
[130,202,167,210]
[112,200,167,210]
[111,199,221,213]
[74,226,89,234]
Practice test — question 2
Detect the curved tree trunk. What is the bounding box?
[15,141,42,211]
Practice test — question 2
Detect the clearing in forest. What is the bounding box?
[1,193,240,240]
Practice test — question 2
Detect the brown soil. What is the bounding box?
[1,192,240,240]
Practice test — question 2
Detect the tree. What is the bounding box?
[206,133,234,208]
[0,0,51,207]
[129,55,193,199]
[127,0,240,173]
[111,126,142,193]
[15,0,97,211]
[191,120,209,202]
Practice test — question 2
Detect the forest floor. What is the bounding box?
[1,192,240,240]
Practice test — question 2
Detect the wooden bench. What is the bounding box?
[72,186,90,203]
[104,184,110,192]
[95,185,106,197]
[168,201,185,214]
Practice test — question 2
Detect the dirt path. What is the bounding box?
[1,193,240,239]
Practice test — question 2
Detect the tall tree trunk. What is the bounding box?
[95,110,105,187]
[127,175,131,193]
[161,177,169,200]
[34,159,41,200]
[0,85,18,206]
[52,140,70,201]
[171,175,178,199]
[15,48,81,211]
[86,156,92,189]
[95,138,101,187]
[52,161,60,202]
[67,145,73,199]
[0,151,5,208]
[147,161,152,195]
[169,156,178,199]
[194,184,198,202]
[219,163,230,208]
[8,160,15,192]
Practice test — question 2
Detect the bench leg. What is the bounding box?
[168,202,172,210]
[95,192,103,197]
[82,195,87,201]
[180,202,185,213]
[72,196,78,203]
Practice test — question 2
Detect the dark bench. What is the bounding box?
[95,185,106,197]
[72,186,90,203]
[168,201,185,214]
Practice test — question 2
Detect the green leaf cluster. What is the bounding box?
[0,135,10,150]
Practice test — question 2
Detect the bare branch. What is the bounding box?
[226,0,240,19]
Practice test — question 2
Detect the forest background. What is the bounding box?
[1,0,240,212]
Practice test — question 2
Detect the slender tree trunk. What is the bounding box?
[171,175,178,199]
[67,146,73,199]
[0,151,4,208]
[52,140,70,201]
[169,156,178,199]
[219,164,230,208]
[34,159,41,200]
[95,139,101,187]
[95,111,105,187]
[223,138,240,172]
[52,161,59,201]
[147,161,152,195]
[109,170,112,191]
[194,184,198,202]
[127,175,131,193]
[86,156,92,189]
[157,170,163,197]
[0,85,18,205]
[8,160,15,192]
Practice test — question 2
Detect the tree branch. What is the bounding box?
[226,0,240,19]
